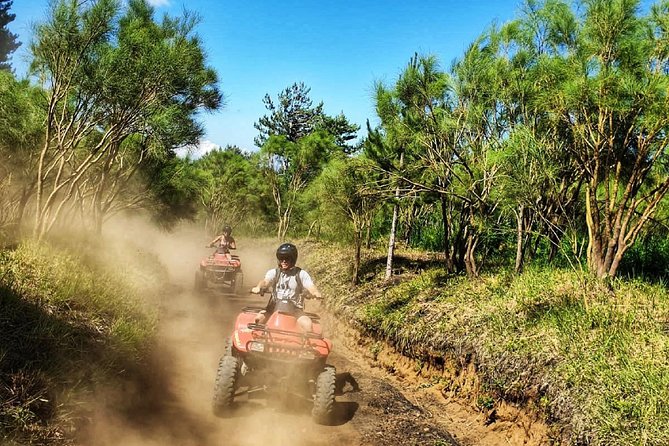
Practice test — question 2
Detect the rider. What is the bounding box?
[251,243,322,333]
[209,225,236,254]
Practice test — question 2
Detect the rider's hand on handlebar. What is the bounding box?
[304,290,323,300]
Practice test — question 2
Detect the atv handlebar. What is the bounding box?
[250,287,322,300]
[250,286,268,296]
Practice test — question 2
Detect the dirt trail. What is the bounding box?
[79,223,548,446]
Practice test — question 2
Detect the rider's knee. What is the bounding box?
[255,310,267,324]
[297,315,313,333]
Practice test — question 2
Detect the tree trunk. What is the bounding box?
[464,230,479,278]
[353,227,362,285]
[440,194,454,273]
[385,151,404,281]
[515,204,525,274]
[463,205,479,278]
[385,198,399,280]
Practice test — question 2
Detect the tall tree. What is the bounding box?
[29,0,221,238]
[391,54,459,273]
[0,0,20,71]
[0,71,44,233]
[365,98,411,281]
[501,0,669,279]
[481,10,585,273]
[255,82,357,238]
[254,82,324,147]
[260,131,337,239]
[314,154,381,284]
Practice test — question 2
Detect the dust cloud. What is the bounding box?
[74,215,346,446]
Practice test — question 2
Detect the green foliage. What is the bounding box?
[260,129,341,238]
[254,82,325,147]
[618,235,669,281]
[0,71,44,233]
[356,262,669,445]
[308,155,380,239]
[194,145,272,234]
[145,154,208,227]
[315,112,360,154]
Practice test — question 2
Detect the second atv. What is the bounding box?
[194,247,243,294]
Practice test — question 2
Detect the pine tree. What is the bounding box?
[0,0,20,71]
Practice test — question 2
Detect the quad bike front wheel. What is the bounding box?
[312,365,336,424]
[194,270,206,292]
[233,272,244,295]
[212,355,240,415]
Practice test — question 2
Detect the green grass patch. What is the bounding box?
[307,246,669,446]
[0,240,158,445]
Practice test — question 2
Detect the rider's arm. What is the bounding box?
[306,284,322,299]
[209,235,221,246]
[252,269,276,294]
[229,239,237,249]
[300,270,322,299]
[251,278,269,294]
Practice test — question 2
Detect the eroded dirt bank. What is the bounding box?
[75,224,549,446]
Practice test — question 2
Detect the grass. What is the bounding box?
[306,244,669,446]
[0,240,159,445]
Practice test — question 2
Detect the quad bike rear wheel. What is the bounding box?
[312,365,336,424]
[212,355,240,415]
[223,336,232,356]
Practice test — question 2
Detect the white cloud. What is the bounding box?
[176,139,219,159]
[146,0,170,7]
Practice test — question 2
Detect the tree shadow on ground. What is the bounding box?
[358,254,449,283]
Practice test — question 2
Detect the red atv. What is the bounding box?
[194,247,243,294]
[212,291,336,424]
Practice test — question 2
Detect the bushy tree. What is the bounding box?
[495,0,669,279]
[29,0,221,238]
[0,71,43,233]
[255,82,359,238]
[195,145,270,234]
[313,154,381,284]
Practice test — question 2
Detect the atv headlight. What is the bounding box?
[248,341,265,352]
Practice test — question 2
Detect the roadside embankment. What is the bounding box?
[0,240,162,445]
[303,241,669,446]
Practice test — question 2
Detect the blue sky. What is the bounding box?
[7,0,541,155]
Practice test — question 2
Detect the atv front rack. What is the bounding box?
[246,323,324,339]
[240,306,321,322]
